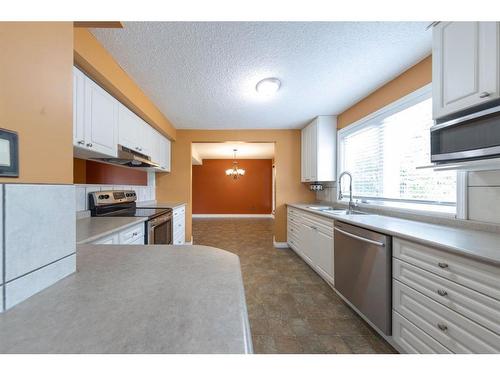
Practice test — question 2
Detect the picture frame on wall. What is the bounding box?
[0,128,19,177]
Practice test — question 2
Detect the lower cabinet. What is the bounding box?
[287,206,334,285]
[392,237,500,354]
[173,205,186,245]
[91,223,145,245]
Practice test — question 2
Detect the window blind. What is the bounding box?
[340,95,456,206]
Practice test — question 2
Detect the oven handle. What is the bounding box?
[334,227,385,247]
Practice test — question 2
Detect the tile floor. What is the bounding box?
[192,217,396,354]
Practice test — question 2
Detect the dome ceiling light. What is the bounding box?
[255,77,281,96]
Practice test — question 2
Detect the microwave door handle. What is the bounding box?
[431,104,500,132]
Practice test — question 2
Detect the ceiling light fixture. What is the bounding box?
[225,149,246,179]
[256,77,281,96]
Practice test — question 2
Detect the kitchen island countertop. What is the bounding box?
[0,245,252,354]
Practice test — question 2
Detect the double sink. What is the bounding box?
[307,206,368,216]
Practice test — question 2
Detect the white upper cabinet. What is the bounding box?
[73,67,118,158]
[433,22,500,119]
[301,116,337,182]
[151,128,171,172]
[74,66,172,172]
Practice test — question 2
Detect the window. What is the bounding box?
[338,85,457,213]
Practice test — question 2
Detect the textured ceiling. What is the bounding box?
[92,22,431,130]
[192,142,274,161]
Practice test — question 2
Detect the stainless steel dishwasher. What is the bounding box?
[334,221,392,335]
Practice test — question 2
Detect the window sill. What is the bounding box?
[336,199,456,219]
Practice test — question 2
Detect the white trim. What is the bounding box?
[456,171,468,220]
[273,237,289,249]
[192,214,274,218]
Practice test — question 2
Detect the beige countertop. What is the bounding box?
[0,244,252,354]
[288,203,500,265]
[76,217,147,245]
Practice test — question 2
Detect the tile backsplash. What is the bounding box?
[468,170,500,224]
[75,172,156,212]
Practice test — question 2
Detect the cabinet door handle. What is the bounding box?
[479,92,491,98]
[437,323,448,332]
[438,262,448,269]
[86,143,93,148]
[437,289,448,297]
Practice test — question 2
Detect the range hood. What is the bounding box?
[93,145,160,169]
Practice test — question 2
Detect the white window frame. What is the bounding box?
[337,83,466,218]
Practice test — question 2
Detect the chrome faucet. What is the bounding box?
[338,171,355,213]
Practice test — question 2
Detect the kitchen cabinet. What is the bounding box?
[173,205,186,244]
[301,116,337,182]
[432,22,500,119]
[73,67,118,158]
[287,206,334,285]
[151,128,171,172]
[73,67,172,173]
[392,237,500,353]
[91,223,145,245]
[118,105,153,156]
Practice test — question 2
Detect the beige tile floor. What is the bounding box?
[192,217,396,354]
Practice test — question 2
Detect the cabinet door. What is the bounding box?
[84,79,118,157]
[314,230,334,282]
[300,223,317,264]
[308,120,318,181]
[73,67,86,148]
[301,127,308,182]
[118,104,140,151]
[161,137,171,171]
[138,119,154,157]
[433,22,500,119]
[93,233,119,245]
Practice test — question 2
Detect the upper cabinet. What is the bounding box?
[301,116,337,182]
[73,67,118,158]
[433,22,500,119]
[73,67,172,172]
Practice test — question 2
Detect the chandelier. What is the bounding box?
[225,149,246,179]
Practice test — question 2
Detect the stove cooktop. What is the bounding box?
[97,207,170,219]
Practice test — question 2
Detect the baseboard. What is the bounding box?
[185,236,193,245]
[273,236,290,249]
[192,214,274,218]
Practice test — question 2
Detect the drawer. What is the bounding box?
[393,238,500,300]
[173,217,185,230]
[173,206,186,217]
[287,221,300,235]
[119,223,145,244]
[93,233,119,245]
[393,311,452,354]
[394,258,500,334]
[173,234,185,245]
[393,280,500,353]
[302,211,334,228]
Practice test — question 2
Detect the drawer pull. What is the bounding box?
[438,262,449,269]
[437,289,448,297]
[437,323,448,332]
[132,232,138,236]
[290,229,294,232]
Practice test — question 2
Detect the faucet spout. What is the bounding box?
[338,171,355,213]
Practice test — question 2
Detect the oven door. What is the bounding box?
[147,213,173,244]
[431,105,500,163]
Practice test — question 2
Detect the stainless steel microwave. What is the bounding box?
[431,105,500,164]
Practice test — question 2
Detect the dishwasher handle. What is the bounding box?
[334,226,385,247]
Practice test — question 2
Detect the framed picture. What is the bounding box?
[0,129,19,177]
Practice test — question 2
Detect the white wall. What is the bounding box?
[75,172,156,212]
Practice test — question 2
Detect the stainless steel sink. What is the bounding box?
[307,206,334,210]
[321,209,367,215]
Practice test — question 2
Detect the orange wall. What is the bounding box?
[156,130,315,242]
[337,55,432,129]
[73,158,147,186]
[0,22,73,184]
[192,159,273,214]
[73,27,176,141]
